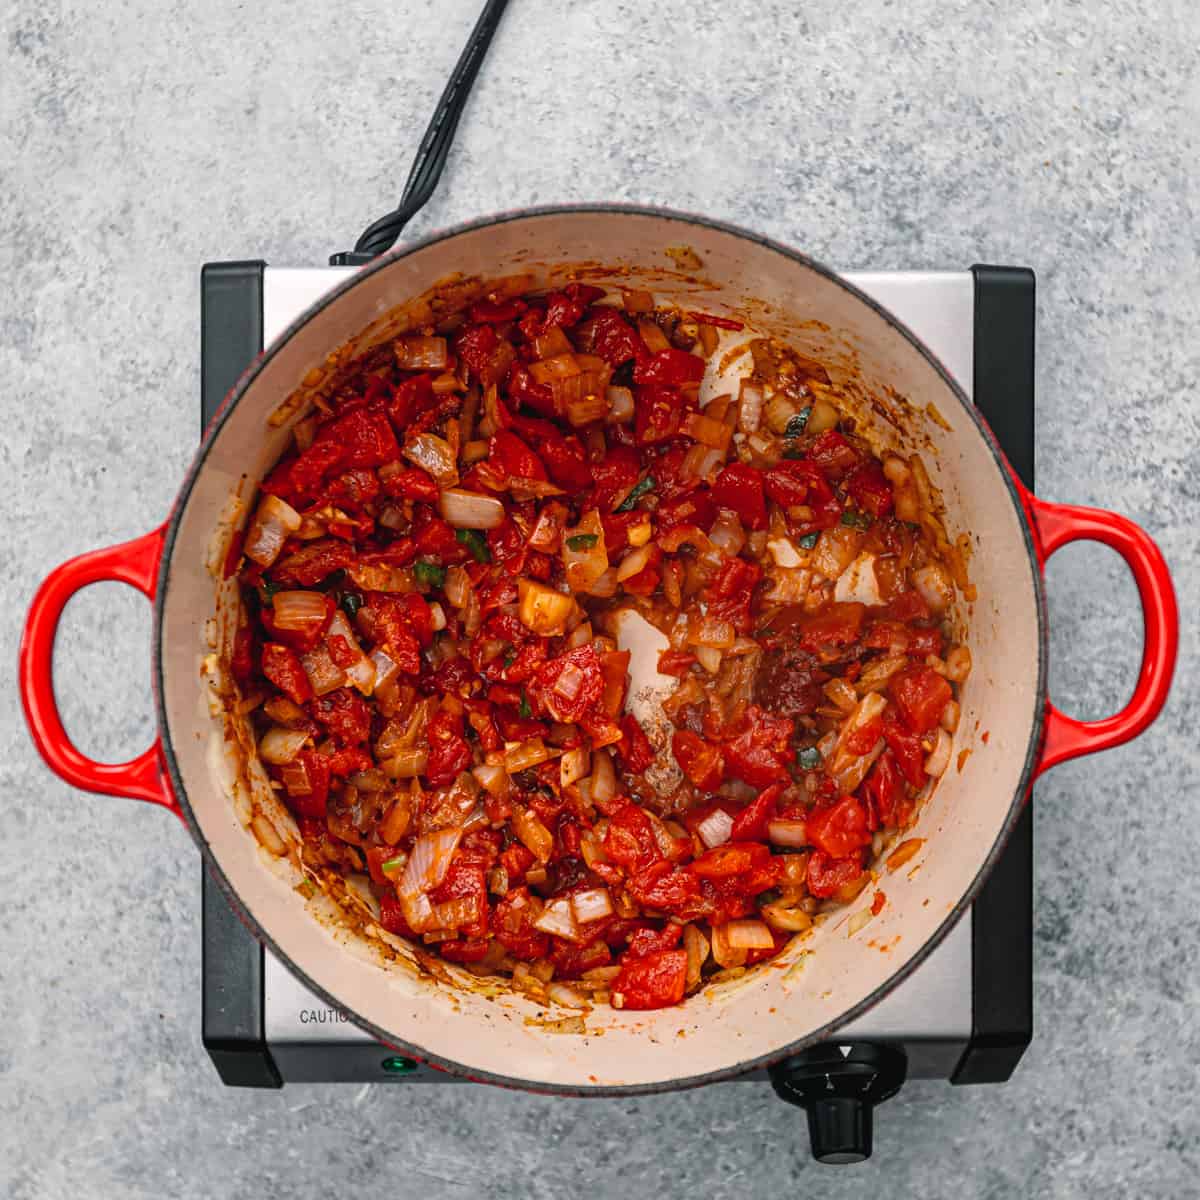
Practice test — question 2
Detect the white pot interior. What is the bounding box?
[158,209,1043,1090]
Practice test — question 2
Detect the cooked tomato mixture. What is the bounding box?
[230,279,972,1012]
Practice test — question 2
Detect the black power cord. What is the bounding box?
[330,0,511,266]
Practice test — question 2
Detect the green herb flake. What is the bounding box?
[380,855,407,875]
[797,745,823,770]
[502,648,518,669]
[841,509,872,530]
[566,533,600,551]
[519,693,532,719]
[756,887,782,906]
[784,407,812,438]
[615,475,656,512]
[413,560,446,587]
[340,592,363,618]
[797,532,820,550]
[455,529,492,563]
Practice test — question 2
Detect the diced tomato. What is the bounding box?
[722,706,794,788]
[365,844,401,887]
[231,625,256,684]
[845,460,894,518]
[489,429,548,481]
[311,688,372,744]
[499,843,535,880]
[549,937,612,977]
[326,634,359,670]
[574,307,646,367]
[603,800,662,872]
[273,440,343,502]
[589,446,642,512]
[272,538,354,587]
[887,589,932,623]
[506,363,556,418]
[806,849,864,899]
[729,784,781,842]
[796,602,866,652]
[261,638,312,700]
[439,938,493,964]
[655,488,715,532]
[470,296,527,323]
[492,887,550,961]
[543,282,604,329]
[456,323,498,380]
[890,666,952,735]
[634,347,705,387]
[533,644,604,724]
[703,556,763,633]
[882,718,928,788]
[322,467,380,513]
[806,429,860,480]
[613,948,688,1010]
[378,890,417,937]
[286,751,330,819]
[625,923,683,960]
[711,463,767,530]
[425,708,473,787]
[691,841,770,881]
[618,714,656,773]
[672,728,724,791]
[763,458,831,509]
[626,861,705,915]
[412,513,468,562]
[320,407,400,470]
[387,373,436,431]
[656,649,697,677]
[381,466,439,503]
[843,713,884,756]
[430,857,489,938]
[863,619,943,659]
[598,649,630,717]
[861,750,906,829]
[634,384,683,446]
[806,795,872,859]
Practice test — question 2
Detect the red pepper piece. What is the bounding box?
[702,555,763,634]
[806,429,860,480]
[806,849,864,899]
[489,429,548,481]
[845,460,894,518]
[603,800,662,873]
[387,373,436,431]
[729,783,781,842]
[425,708,473,787]
[381,466,439,503]
[272,538,355,587]
[882,718,927,788]
[310,688,372,744]
[796,602,867,653]
[633,347,705,387]
[574,307,647,367]
[634,384,683,446]
[261,642,312,703]
[625,922,684,960]
[617,714,656,773]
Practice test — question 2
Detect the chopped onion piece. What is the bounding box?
[518,578,574,636]
[708,510,746,557]
[940,698,961,733]
[683,923,710,990]
[688,617,735,649]
[605,386,635,424]
[397,828,462,902]
[710,923,748,969]
[439,488,505,530]
[403,432,459,487]
[258,725,309,765]
[533,896,581,941]
[272,589,328,633]
[912,562,954,613]
[513,806,554,863]
[444,565,472,609]
[300,645,346,696]
[761,902,813,933]
[562,509,609,592]
[767,819,808,848]
[560,746,591,789]
[589,749,616,804]
[570,887,613,924]
[428,602,447,632]
[697,807,734,849]
[679,443,724,482]
[616,543,653,582]
[328,611,376,695]
[395,335,449,370]
[694,645,722,674]
[243,495,301,568]
[382,747,429,779]
[925,727,953,778]
[725,918,775,950]
[505,738,560,773]
[472,762,512,797]
[806,397,840,434]
[737,380,764,434]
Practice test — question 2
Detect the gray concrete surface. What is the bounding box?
[2,1,1197,1195]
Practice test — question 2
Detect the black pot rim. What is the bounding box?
[153,202,1047,1097]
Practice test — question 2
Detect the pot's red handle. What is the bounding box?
[19,525,181,817]
[1024,490,1178,777]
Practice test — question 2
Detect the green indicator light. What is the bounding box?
[380,1055,418,1076]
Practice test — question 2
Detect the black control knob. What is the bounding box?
[768,1042,907,1164]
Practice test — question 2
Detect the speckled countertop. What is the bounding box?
[2,1,1197,1195]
